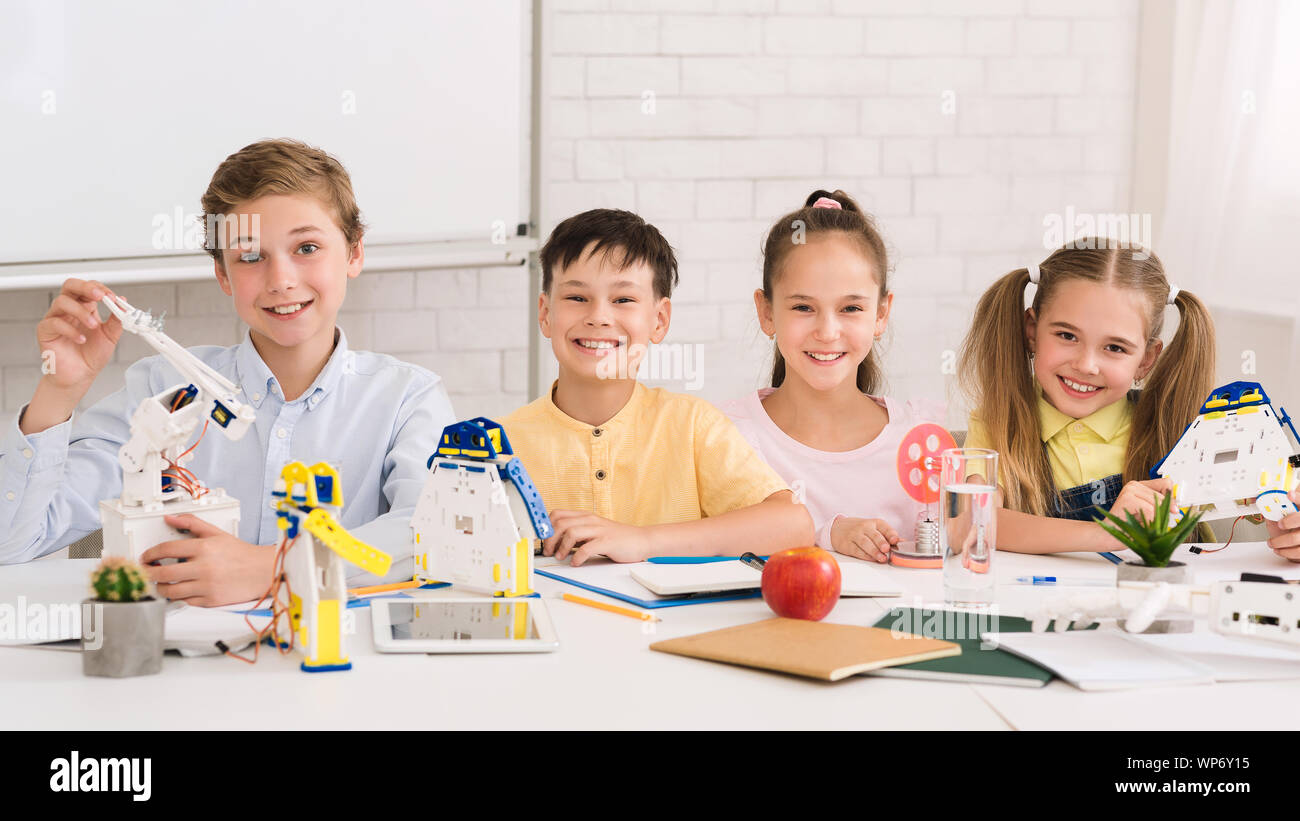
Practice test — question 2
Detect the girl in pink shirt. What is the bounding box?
[716,189,945,563]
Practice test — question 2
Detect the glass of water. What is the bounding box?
[940,448,998,607]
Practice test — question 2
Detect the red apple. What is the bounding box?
[761,547,841,621]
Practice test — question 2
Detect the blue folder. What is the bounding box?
[534,568,762,609]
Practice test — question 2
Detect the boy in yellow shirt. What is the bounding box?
[502,209,814,566]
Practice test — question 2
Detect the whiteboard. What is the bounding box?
[0,0,530,266]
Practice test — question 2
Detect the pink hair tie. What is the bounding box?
[811,196,842,210]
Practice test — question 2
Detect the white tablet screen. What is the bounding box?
[386,601,540,642]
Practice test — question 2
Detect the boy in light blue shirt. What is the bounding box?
[0,139,454,604]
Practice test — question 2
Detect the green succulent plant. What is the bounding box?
[91,556,152,602]
[1095,492,1203,568]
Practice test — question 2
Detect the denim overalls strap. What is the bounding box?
[1051,472,1123,521]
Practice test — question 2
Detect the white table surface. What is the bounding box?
[3,543,1298,731]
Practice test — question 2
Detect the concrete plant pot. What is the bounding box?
[1116,561,1193,634]
[81,597,166,678]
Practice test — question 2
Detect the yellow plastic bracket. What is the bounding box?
[289,592,306,648]
[303,599,346,667]
[303,509,392,577]
[512,601,528,639]
[279,461,315,506]
[508,536,532,597]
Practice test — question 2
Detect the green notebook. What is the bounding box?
[868,607,1092,688]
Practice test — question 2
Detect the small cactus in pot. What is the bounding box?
[1096,494,1202,633]
[91,556,152,603]
[82,556,166,677]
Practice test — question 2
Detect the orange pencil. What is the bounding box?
[348,580,423,596]
[560,592,659,622]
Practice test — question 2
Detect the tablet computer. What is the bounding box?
[370,597,559,653]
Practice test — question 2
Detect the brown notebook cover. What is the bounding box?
[649,617,961,682]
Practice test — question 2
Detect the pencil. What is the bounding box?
[348,580,423,596]
[561,592,659,622]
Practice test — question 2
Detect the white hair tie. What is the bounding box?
[1027,263,1040,284]
[1167,284,1180,305]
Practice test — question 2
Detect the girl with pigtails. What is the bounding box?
[958,242,1220,554]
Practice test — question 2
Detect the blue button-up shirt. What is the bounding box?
[0,329,454,584]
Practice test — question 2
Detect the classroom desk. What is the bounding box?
[1,545,1297,731]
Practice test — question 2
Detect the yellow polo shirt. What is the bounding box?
[966,394,1133,491]
[500,382,789,525]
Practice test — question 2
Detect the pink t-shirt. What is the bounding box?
[715,389,946,550]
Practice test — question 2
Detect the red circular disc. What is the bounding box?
[896,423,957,504]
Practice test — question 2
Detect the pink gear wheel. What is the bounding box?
[896,423,958,504]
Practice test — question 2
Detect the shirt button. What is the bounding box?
[252,393,262,401]
[592,428,602,437]
[277,428,288,439]
[21,448,32,459]
[4,492,13,501]
[1072,423,1083,433]
[1079,445,1090,455]
[595,470,607,480]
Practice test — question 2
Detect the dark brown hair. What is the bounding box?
[200,139,365,263]
[760,189,891,393]
[540,209,678,299]
[957,242,1216,515]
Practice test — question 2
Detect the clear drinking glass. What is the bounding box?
[940,448,998,607]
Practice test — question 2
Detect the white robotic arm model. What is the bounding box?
[98,295,256,559]
[1025,575,1300,650]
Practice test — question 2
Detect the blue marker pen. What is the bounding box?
[1012,576,1112,587]
[739,553,767,572]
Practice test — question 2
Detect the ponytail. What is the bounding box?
[958,268,1058,515]
[1126,289,1217,483]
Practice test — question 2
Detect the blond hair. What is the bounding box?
[958,242,1216,516]
[200,139,365,261]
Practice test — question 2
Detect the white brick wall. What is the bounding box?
[545,0,1139,426]
[1,0,1141,433]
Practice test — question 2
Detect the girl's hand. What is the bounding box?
[1264,488,1300,562]
[1110,477,1173,523]
[831,516,899,563]
[36,278,122,392]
